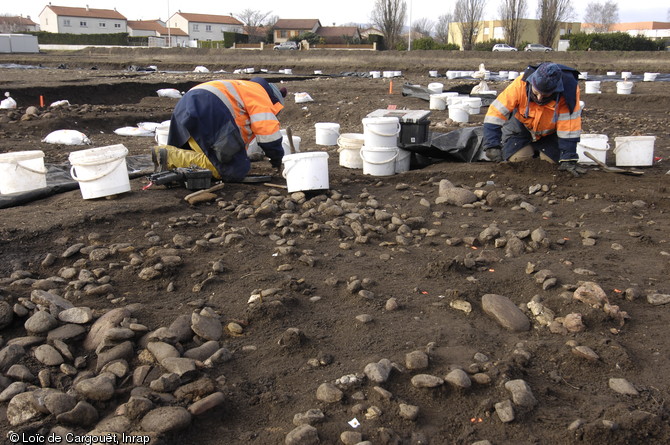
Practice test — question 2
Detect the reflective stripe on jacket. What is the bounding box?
[483,73,581,161]
[193,80,283,145]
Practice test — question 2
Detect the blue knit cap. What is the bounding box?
[527,63,564,94]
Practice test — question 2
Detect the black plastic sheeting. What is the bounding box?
[402,127,486,169]
[0,155,153,209]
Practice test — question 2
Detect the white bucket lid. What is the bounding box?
[339,133,365,141]
[362,116,400,124]
[283,151,329,161]
[0,150,45,162]
[69,144,128,164]
[315,122,340,129]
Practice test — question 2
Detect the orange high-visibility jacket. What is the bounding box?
[483,68,581,161]
[168,78,284,181]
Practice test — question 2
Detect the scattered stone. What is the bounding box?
[34,344,64,366]
[495,399,515,423]
[7,391,43,425]
[647,293,670,306]
[444,368,472,389]
[316,382,343,403]
[293,409,325,426]
[75,374,116,401]
[285,424,319,445]
[572,345,599,361]
[609,378,639,396]
[505,379,537,407]
[0,344,26,372]
[191,311,223,341]
[411,374,444,388]
[573,282,608,307]
[0,300,13,329]
[58,307,94,324]
[141,406,192,433]
[25,310,59,334]
[364,359,393,383]
[481,294,530,332]
[405,350,429,370]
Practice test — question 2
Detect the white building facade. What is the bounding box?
[39,5,127,34]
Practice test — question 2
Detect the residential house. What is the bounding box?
[127,20,189,47]
[39,4,127,34]
[448,18,581,49]
[273,19,321,43]
[0,16,39,33]
[168,12,243,42]
[316,26,361,44]
[583,21,670,40]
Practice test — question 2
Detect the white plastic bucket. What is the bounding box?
[283,68,293,75]
[508,71,519,80]
[614,136,655,167]
[383,71,394,78]
[155,125,170,145]
[315,122,340,146]
[578,72,588,80]
[621,71,632,79]
[282,152,329,192]
[643,72,659,81]
[337,133,365,169]
[370,71,381,78]
[362,117,400,147]
[464,97,482,114]
[394,71,402,77]
[616,81,633,95]
[429,94,446,111]
[446,70,458,79]
[69,144,130,199]
[360,146,397,176]
[449,106,469,123]
[607,71,616,76]
[282,136,301,155]
[428,82,444,94]
[0,150,47,194]
[576,134,609,164]
[499,70,509,78]
[428,70,438,77]
[584,81,601,94]
[396,148,411,173]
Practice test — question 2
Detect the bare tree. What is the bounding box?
[434,13,453,44]
[499,0,527,47]
[412,18,434,37]
[536,0,574,48]
[370,0,407,49]
[236,9,274,43]
[583,1,618,32]
[454,0,487,51]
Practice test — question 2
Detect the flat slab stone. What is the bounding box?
[482,294,530,332]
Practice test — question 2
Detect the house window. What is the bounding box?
[99,22,106,28]
[193,24,199,31]
[280,30,287,38]
[80,21,87,27]
[114,23,121,28]
[63,19,70,27]
[206,25,212,32]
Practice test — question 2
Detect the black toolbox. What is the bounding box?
[366,109,431,147]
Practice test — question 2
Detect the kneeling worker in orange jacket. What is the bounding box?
[153,77,287,182]
[483,62,586,176]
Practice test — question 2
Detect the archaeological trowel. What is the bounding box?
[584,151,644,176]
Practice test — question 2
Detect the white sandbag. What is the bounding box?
[113,126,155,137]
[193,66,210,73]
[42,129,91,145]
[295,92,314,103]
[137,122,162,132]
[50,100,70,108]
[156,88,182,98]
[0,92,17,109]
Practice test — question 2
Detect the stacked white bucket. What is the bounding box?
[360,116,409,176]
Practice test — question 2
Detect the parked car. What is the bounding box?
[273,41,298,50]
[524,43,553,52]
[492,43,517,52]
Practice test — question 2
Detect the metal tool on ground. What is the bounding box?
[584,151,644,176]
[147,167,212,189]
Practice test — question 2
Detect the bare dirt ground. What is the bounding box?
[0,48,669,445]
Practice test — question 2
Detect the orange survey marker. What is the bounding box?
[39,95,44,107]
[389,80,393,94]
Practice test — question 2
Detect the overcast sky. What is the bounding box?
[6,0,669,27]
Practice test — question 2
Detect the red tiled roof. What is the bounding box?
[609,21,670,31]
[174,12,242,26]
[274,19,321,30]
[0,16,38,26]
[127,20,188,36]
[45,5,126,20]
[317,26,359,37]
